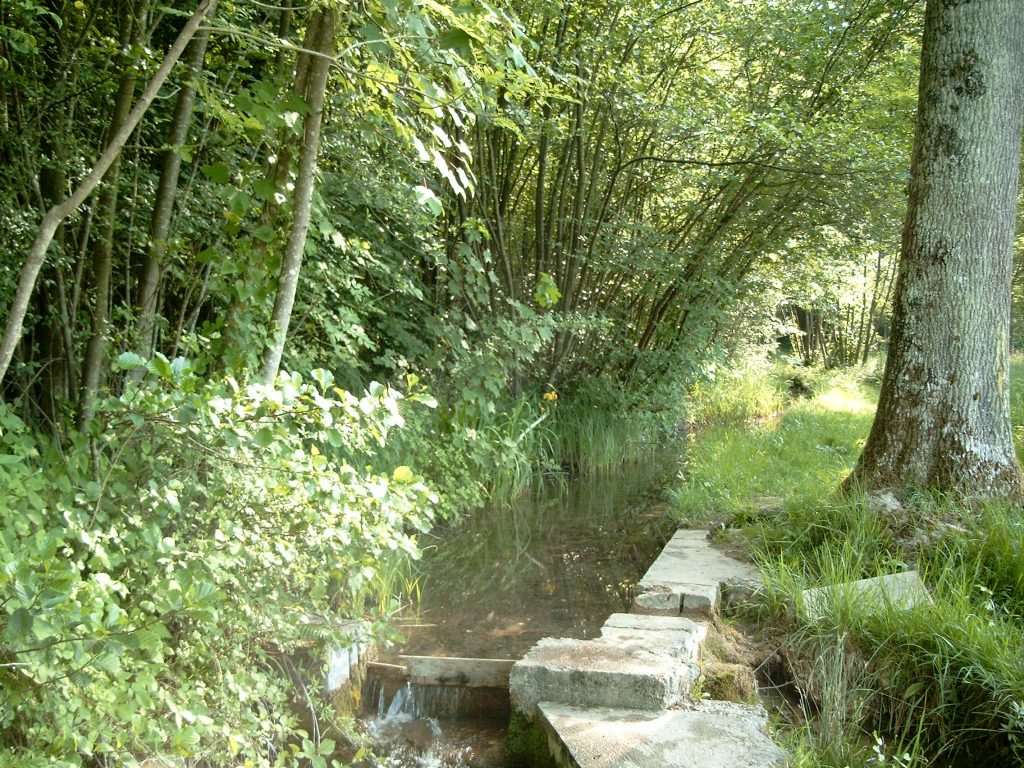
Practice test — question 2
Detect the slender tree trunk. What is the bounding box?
[860,250,885,365]
[80,0,150,424]
[259,9,335,385]
[0,0,216,389]
[845,0,1024,498]
[134,0,216,366]
[34,10,71,424]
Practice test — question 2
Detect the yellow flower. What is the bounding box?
[543,391,558,402]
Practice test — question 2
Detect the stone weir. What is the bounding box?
[509,529,785,768]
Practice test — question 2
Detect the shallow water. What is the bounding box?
[393,459,679,659]
[363,457,680,766]
[364,687,508,768]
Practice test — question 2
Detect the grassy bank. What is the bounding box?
[673,361,880,525]
[672,356,1024,767]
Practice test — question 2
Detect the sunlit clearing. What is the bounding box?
[814,386,875,415]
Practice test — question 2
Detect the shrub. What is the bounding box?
[0,363,435,766]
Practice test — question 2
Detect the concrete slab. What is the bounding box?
[802,570,931,621]
[635,530,760,616]
[399,655,516,688]
[327,643,365,693]
[539,700,785,768]
[599,614,707,665]
[509,637,698,719]
[601,613,707,632]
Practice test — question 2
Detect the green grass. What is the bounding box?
[546,401,661,476]
[760,502,1024,767]
[672,363,879,525]
[686,356,789,427]
[672,354,1024,767]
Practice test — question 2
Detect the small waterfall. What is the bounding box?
[379,682,468,720]
[362,678,508,767]
[366,684,464,767]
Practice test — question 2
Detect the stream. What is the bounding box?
[361,456,680,767]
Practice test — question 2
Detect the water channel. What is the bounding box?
[361,456,681,767]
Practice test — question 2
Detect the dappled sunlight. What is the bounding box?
[673,362,878,525]
[811,386,876,415]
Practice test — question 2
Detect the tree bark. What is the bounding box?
[0,0,216,390]
[845,0,1024,498]
[134,0,216,367]
[80,0,150,425]
[259,8,335,386]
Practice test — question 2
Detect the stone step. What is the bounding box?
[398,655,516,688]
[538,700,786,768]
[510,614,707,718]
[599,613,706,665]
[634,529,761,616]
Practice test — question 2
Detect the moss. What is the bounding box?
[505,711,558,768]
[702,661,759,704]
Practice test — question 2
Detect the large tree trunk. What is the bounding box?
[845,0,1024,498]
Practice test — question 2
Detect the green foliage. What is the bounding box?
[426,0,920,396]
[0,365,435,765]
[686,355,789,427]
[0,0,946,762]
[545,377,672,477]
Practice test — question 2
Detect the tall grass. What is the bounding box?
[686,356,789,427]
[546,402,661,477]
[759,501,1024,767]
[672,353,1024,767]
[472,399,559,509]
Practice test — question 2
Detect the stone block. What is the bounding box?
[634,530,761,617]
[510,637,697,719]
[599,614,707,665]
[538,700,786,768]
[632,587,682,614]
[801,570,931,621]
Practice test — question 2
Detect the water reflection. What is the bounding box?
[361,456,680,767]
[393,456,679,662]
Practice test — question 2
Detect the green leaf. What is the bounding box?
[115,351,148,370]
[0,454,23,465]
[533,272,562,308]
[252,178,278,201]
[414,185,443,217]
[148,354,173,379]
[170,357,192,379]
[252,224,276,243]
[439,28,473,56]
[6,608,33,640]
[254,428,275,448]
[228,190,253,216]
[200,162,231,183]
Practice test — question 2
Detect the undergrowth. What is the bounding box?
[388,375,673,524]
[671,354,1024,767]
